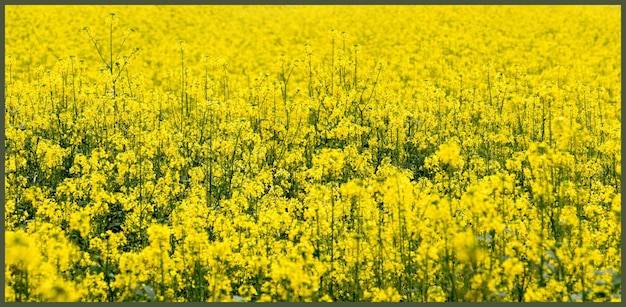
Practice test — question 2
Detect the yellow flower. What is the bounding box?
[69,209,91,238]
[5,229,40,272]
[502,256,524,278]
[35,277,80,302]
[370,286,403,302]
[435,140,463,169]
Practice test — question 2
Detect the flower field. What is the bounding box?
[4,5,621,302]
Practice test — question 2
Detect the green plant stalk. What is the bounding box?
[331,36,335,96]
[330,188,335,298]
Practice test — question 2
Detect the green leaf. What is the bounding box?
[569,293,582,301]
[232,295,246,302]
[143,284,155,301]
[595,279,608,286]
